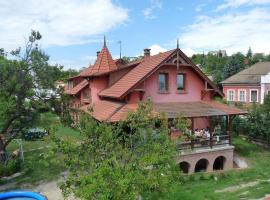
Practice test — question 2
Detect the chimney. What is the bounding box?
[96,51,100,57]
[144,48,151,58]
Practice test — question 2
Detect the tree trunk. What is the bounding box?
[0,137,7,163]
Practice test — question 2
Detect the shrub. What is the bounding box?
[0,158,22,177]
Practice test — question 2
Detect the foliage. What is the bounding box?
[0,157,21,177]
[173,114,191,136]
[222,52,246,80]
[149,136,270,200]
[191,48,270,84]
[54,101,178,200]
[0,30,65,161]
[236,94,270,142]
[191,53,227,83]
[121,55,144,64]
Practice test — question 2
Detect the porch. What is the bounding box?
[153,101,247,174]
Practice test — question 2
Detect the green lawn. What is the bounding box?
[150,136,270,200]
[1,125,82,187]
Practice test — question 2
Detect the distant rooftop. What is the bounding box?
[221,62,270,85]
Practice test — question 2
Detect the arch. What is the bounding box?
[213,156,226,171]
[179,161,190,174]
[195,158,209,173]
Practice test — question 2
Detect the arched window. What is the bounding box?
[213,156,226,171]
[195,159,209,173]
[179,161,190,174]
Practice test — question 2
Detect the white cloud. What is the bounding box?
[179,8,270,55]
[181,48,197,57]
[50,55,97,70]
[216,0,270,11]
[0,0,128,51]
[148,44,167,55]
[195,3,207,12]
[143,0,162,19]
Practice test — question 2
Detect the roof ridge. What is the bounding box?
[99,49,176,99]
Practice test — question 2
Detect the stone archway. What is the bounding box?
[213,156,226,171]
[179,161,190,174]
[195,158,209,173]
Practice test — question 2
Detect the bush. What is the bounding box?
[0,158,22,177]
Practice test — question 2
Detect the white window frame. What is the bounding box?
[250,89,259,103]
[238,89,246,102]
[227,89,235,101]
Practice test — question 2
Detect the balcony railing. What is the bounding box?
[177,135,230,151]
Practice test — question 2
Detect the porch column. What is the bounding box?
[191,118,195,131]
[227,115,235,145]
[209,117,213,148]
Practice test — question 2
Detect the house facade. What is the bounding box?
[65,39,246,174]
[221,62,270,104]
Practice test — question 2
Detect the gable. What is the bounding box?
[99,48,223,99]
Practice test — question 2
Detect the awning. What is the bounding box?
[153,101,247,118]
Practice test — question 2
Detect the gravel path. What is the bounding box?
[34,180,75,200]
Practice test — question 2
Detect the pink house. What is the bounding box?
[221,62,270,104]
[65,39,247,174]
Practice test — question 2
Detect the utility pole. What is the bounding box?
[118,40,122,59]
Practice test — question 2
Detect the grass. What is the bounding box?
[3,119,270,199]
[150,136,270,200]
[1,124,81,188]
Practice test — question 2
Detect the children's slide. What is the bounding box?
[0,191,47,200]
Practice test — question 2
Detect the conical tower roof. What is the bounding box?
[81,37,117,77]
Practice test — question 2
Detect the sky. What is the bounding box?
[1,0,270,70]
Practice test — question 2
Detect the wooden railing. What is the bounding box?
[177,135,230,151]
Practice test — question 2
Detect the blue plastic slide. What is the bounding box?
[0,191,47,200]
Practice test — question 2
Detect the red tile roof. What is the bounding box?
[99,50,175,99]
[85,101,247,122]
[110,103,138,122]
[81,100,124,121]
[65,80,88,95]
[80,45,117,77]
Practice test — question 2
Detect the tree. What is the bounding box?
[0,31,63,161]
[222,52,246,80]
[250,53,266,65]
[191,53,227,84]
[54,101,178,200]
[246,47,253,59]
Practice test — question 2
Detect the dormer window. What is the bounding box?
[68,81,73,89]
[158,73,168,92]
[177,73,185,91]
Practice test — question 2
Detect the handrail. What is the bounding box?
[177,135,230,150]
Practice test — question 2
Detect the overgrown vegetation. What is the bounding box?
[232,94,270,143]
[53,101,178,200]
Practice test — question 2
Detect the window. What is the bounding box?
[238,90,246,102]
[177,74,185,91]
[227,90,235,101]
[158,73,168,92]
[83,90,90,100]
[68,81,73,89]
[250,90,258,102]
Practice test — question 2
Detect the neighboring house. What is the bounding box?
[65,39,246,174]
[221,62,270,104]
[208,50,227,57]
